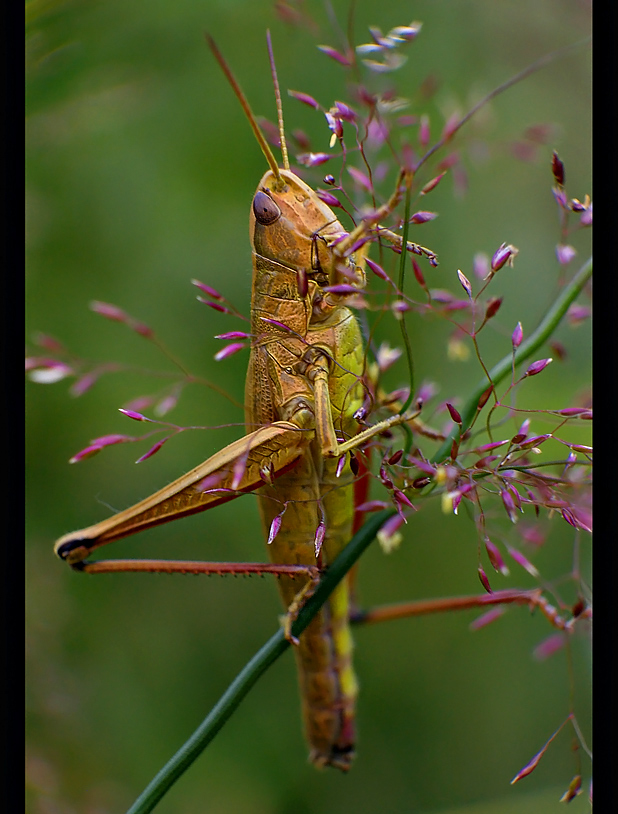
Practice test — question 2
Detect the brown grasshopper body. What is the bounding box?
[53,37,420,772]
[247,167,367,768]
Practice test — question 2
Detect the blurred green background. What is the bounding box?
[26,1,591,812]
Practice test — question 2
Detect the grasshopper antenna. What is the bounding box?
[266,30,290,171]
[206,33,284,186]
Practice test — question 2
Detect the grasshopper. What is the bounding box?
[53,34,432,771]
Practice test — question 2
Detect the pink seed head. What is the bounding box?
[524,358,553,377]
[288,90,320,109]
[491,243,518,272]
[512,321,524,348]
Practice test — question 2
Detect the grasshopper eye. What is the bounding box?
[253,191,281,225]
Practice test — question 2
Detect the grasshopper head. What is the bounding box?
[250,169,365,293]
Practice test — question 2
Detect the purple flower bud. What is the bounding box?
[393,489,414,509]
[377,513,405,553]
[484,296,503,320]
[335,455,346,479]
[388,449,404,466]
[317,45,352,67]
[501,489,518,523]
[408,456,436,476]
[420,172,445,195]
[195,472,224,493]
[314,520,326,557]
[292,128,311,150]
[519,433,551,448]
[570,444,593,454]
[446,402,462,424]
[524,358,553,377]
[566,304,591,326]
[505,545,539,577]
[410,211,437,224]
[473,252,490,280]
[533,632,565,661]
[418,114,430,147]
[347,165,373,192]
[32,332,65,352]
[470,607,505,631]
[256,116,281,148]
[316,189,341,207]
[478,566,492,593]
[27,361,73,384]
[378,464,394,490]
[197,298,231,314]
[288,90,320,109]
[376,342,403,372]
[364,257,389,282]
[559,775,582,804]
[474,440,509,454]
[390,23,422,40]
[92,433,131,447]
[437,152,459,172]
[555,244,577,265]
[512,321,523,348]
[191,279,223,300]
[135,437,169,463]
[350,452,360,476]
[231,451,250,491]
[551,150,565,186]
[391,300,411,314]
[511,744,549,784]
[409,259,426,290]
[356,43,385,55]
[297,152,331,167]
[456,270,472,297]
[70,372,100,396]
[132,321,153,338]
[119,408,152,422]
[323,284,360,295]
[260,317,295,333]
[557,407,591,417]
[154,393,178,416]
[485,538,509,575]
[259,461,275,486]
[441,111,460,141]
[69,444,104,464]
[491,243,518,271]
[215,331,252,340]
[335,101,356,122]
[267,512,283,545]
[580,205,592,226]
[356,500,390,512]
[325,111,344,139]
[477,384,494,410]
[474,455,499,469]
[90,301,127,322]
[124,396,156,413]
